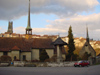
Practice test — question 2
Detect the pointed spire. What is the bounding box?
[26,0,32,35]
[26,0,32,30]
[86,26,89,43]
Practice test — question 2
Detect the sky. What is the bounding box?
[0,0,100,40]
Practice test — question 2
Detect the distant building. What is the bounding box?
[7,21,13,34]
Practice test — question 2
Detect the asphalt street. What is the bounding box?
[0,65,100,75]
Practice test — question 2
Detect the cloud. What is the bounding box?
[14,27,25,34]
[46,13,100,40]
[14,27,66,35]
[0,0,99,20]
[5,12,99,40]
[0,27,6,33]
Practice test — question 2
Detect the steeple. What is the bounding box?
[86,26,89,43]
[7,21,13,34]
[26,0,32,35]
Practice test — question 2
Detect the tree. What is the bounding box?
[68,26,75,61]
[39,50,49,62]
[0,55,12,62]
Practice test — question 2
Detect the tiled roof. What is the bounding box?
[0,37,54,52]
[11,46,20,50]
[52,37,67,46]
[32,38,54,49]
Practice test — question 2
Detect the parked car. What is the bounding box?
[74,60,90,67]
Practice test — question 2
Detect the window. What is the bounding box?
[23,55,26,61]
[14,56,16,60]
[3,52,7,55]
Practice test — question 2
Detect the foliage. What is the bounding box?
[66,53,78,61]
[14,59,20,61]
[67,26,75,61]
[39,50,49,62]
[31,59,39,62]
[0,55,12,62]
[44,54,57,62]
[74,47,82,55]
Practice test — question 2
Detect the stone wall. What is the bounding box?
[32,49,39,60]
[0,52,3,57]
[21,52,31,61]
[46,49,53,58]
[11,51,20,61]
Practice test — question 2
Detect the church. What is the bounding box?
[0,0,67,62]
[79,27,96,59]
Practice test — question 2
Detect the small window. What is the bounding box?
[3,52,7,55]
[14,56,16,60]
[23,55,26,61]
[85,45,88,47]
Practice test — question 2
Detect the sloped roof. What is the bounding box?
[11,46,20,51]
[32,38,54,49]
[52,37,67,46]
[0,37,54,52]
[80,41,96,57]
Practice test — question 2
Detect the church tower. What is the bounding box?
[7,21,13,34]
[79,26,96,59]
[26,0,32,39]
[26,0,32,35]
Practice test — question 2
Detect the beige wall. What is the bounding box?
[11,51,20,61]
[32,49,39,60]
[8,52,11,57]
[32,49,54,60]
[21,52,31,61]
[0,52,3,57]
[46,49,54,58]
[62,54,66,60]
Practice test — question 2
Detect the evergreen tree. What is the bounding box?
[68,26,75,61]
[39,50,49,62]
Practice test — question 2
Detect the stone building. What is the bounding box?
[0,0,67,62]
[79,27,96,58]
[0,37,55,61]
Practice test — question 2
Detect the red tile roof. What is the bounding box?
[0,37,54,52]
[11,46,20,51]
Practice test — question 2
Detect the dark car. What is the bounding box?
[74,60,90,67]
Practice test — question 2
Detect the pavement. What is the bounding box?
[0,65,100,75]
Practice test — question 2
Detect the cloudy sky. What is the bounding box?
[0,0,100,40]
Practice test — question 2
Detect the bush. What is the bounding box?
[39,50,49,62]
[66,54,78,61]
[14,59,20,61]
[31,59,39,62]
[0,55,12,63]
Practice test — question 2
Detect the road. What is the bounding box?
[0,65,100,75]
